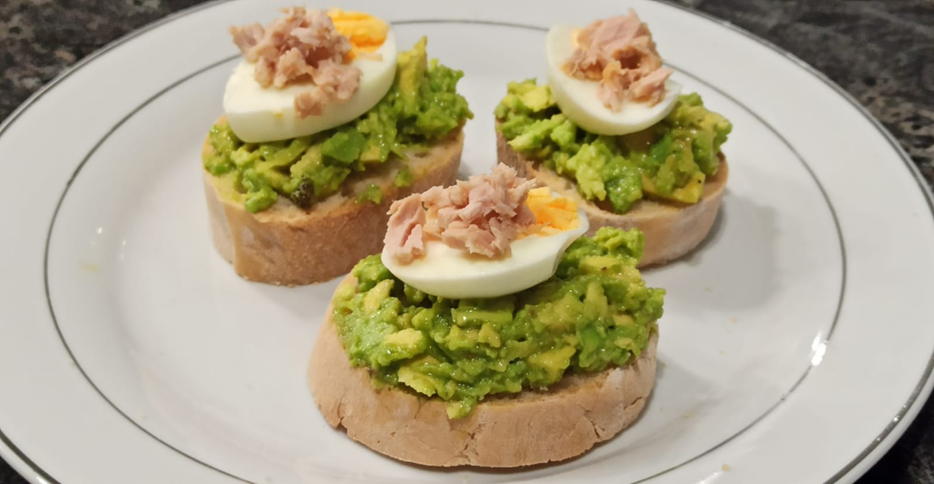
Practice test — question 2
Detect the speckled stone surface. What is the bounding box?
[0,1,931,483]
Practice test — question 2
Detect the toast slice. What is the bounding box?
[202,124,464,286]
[308,274,658,468]
[497,129,727,267]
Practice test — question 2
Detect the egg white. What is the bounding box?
[223,31,398,142]
[546,24,681,136]
[382,208,590,299]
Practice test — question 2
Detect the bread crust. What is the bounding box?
[308,275,658,468]
[496,129,727,267]
[202,123,464,286]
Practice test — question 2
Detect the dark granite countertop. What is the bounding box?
[0,0,931,482]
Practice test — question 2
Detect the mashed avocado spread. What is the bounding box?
[203,37,473,213]
[495,79,732,213]
[333,227,665,418]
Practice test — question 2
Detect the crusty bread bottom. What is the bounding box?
[307,275,658,468]
[497,129,727,267]
[202,124,463,286]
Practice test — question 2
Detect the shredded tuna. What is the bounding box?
[384,164,538,263]
[230,22,264,54]
[384,196,427,264]
[229,7,361,118]
[628,67,674,105]
[563,10,672,110]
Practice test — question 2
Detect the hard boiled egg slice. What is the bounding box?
[223,30,397,143]
[546,24,682,136]
[382,193,590,300]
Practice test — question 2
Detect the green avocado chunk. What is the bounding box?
[354,184,383,205]
[495,79,732,213]
[202,37,473,213]
[333,227,665,419]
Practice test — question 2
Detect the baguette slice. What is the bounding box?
[202,122,464,286]
[308,274,658,468]
[497,129,727,267]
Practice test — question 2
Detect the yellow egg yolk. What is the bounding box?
[328,8,389,58]
[525,187,580,235]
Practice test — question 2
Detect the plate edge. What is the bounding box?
[0,1,931,483]
[653,1,934,482]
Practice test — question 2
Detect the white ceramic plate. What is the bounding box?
[1,1,932,483]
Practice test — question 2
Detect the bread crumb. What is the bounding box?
[719,349,725,355]
[683,412,692,419]
[704,286,711,292]
[730,317,737,323]
[722,464,731,471]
